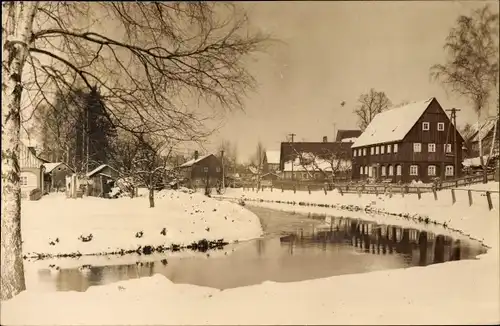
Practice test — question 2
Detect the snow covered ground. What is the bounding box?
[20,189,262,257]
[1,184,499,325]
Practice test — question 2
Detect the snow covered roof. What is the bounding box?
[335,129,362,141]
[86,164,118,178]
[462,155,490,167]
[179,154,212,168]
[352,98,435,148]
[472,119,499,142]
[341,137,358,143]
[265,150,280,165]
[43,162,74,173]
[248,166,258,174]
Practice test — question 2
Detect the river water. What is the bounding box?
[25,206,487,292]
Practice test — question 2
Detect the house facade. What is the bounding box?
[179,152,222,187]
[279,139,352,181]
[263,150,280,173]
[351,97,464,184]
[20,143,46,198]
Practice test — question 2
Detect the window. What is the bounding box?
[363,148,367,156]
[360,166,363,175]
[381,166,386,176]
[203,167,208,173]
[381,145,385,154]
[375,146,379,155]
[396,165,402,176]
[216,167,221,173]
[445,165,454,176]
[394,144,398,153]
[444,144,452,153]
[387,144,392,153]
[20,176,28,186]
[428,165,436,176]
[413,143,422,153]
[364,166,368,175]
[410,165,419,176]
[437,122,444,131]
[422,122,430,131]
[388,165,394,176]
[428,143,436,153]
[368,166,373,177]
[353,149,357,157]
[370,147,374,155]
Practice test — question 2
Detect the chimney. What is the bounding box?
[322,136,328,143]
[194,150,199,160]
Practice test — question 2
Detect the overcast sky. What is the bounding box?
[205,1,498,163]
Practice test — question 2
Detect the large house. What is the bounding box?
[351,97,464,183]
[279,138,352,181]
[263,150,280,173]
[20,143,47,198]
[179,151,222,187]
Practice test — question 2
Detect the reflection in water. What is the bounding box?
[35,217,487,293]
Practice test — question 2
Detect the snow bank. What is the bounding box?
[21,191,262,256]
[2,186,499,325]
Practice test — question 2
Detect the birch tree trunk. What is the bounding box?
[1,2,39,301]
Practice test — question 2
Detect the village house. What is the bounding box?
[351,97,464,184]
[468,118,499,158]
[262,150,280,173]
[279,137,352,181]
[43,162,74,192]
[85,164,120,197]
[178,151,222,188]
[20,143,47,199]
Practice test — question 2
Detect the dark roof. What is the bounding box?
[335,129,362,141]
[279,142,352,170]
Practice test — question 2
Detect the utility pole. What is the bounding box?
[446,108,461,178]
[220,150,225,189]
[288,133,296,181]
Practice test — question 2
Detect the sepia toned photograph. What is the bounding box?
[1,1,499,325]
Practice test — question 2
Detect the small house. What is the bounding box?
[85,164,120,197]
[178,151,222,188]
[43,162,74,192]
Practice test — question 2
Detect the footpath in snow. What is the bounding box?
[1,183,499,325]
[20,189,262,257]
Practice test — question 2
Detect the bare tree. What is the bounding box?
[354,89,392,131]
[2,2,268,300]
[287,145,351,183]
[430,5,499,183]
[250,141,265,190]
[459,122,476,157]
[218,139,237,177]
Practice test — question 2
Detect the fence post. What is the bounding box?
[323,186,327,195]
[281,185,284,193]
[293,185,296,194]
[389,186,393,198]
[308,185,311,195]
[417,187,421,200]
[357,187,361,198]
[401,186,404,198]
[455,180,459,187]
[432,186,438,201]
[486,191,493,210]
[451,189,456,205]
[339,187,344,196]
[374,187,379,196]
[346,185,349,192]
[468,190,473,206]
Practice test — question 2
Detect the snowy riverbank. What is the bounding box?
[20,190,263,257]
[1,184,499,325]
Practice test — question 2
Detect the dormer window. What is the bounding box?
[422,122,430,131]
